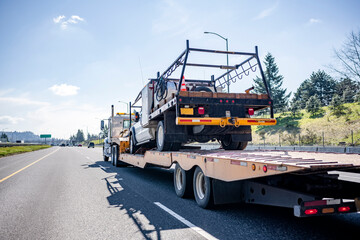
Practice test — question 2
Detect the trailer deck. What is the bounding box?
[119,149,360,182]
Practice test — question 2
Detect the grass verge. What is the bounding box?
[0,145,51,158]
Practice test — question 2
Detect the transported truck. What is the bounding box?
[102,41,360,217]
[129,40,276,153]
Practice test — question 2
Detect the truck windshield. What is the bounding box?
[123,120,130,129]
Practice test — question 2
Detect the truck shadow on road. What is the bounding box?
[86,161,191,240]
[85,161,360,240]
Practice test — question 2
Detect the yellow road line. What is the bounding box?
[0,148,60,183]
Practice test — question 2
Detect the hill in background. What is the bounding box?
[252,103,360,146]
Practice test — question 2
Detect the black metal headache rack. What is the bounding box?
[154,40,272,98]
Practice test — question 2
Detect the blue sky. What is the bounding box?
[0,0,359,138]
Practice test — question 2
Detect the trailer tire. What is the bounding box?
[193,167,213,208]
[174,163,193,198]
[220,134,240,150]
[156,121,172,151]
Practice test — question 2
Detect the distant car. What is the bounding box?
[78,144,82,147]
[60,143,65,147]
[88,142,95,148]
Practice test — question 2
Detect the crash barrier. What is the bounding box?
[188,143,360,153]
[247,145,360,154]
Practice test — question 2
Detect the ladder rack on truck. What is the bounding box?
[113,148,360,217]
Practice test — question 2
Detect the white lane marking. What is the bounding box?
[86,156,90,159]
[99,165,108,170]
[154,202,218,240]
[0,148,60,183]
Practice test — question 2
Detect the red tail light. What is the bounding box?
[305,209,318,215]
[263,165,267,173]
[338,206,350,212]
[198,107,205,115]
[248,108,254,115]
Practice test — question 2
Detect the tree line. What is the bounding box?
[254,30,360,115]
[69,129,100,143]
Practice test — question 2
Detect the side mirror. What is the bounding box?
[101,120,104,130]
[135,112,140,122]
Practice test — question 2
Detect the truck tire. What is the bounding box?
[238,141,248,150]
[170,142,182,151]
[220,135,240,150]
[174,163,193,198]
[156,121,172,151]
[113,145,127,167]
[130,133,138,154]
[112,145,117,166]
[194,86,212,92]
[103,146,109,161]
[193,166,213,208]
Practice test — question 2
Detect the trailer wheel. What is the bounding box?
[156,121,172,151]
[193,167,213,208]
[174,163,193,198]
[238,141,248,150]
[220,135,240,150]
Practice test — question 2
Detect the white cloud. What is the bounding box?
[49,84,80,96]
[253,2,279,20]
[0,116,24,125]
[0,97,49,106]
[309,18,322,24]
[53,15,85,30]
[53,15,65,23]
[70,15,84,23]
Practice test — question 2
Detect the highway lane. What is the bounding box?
[0,147,203,240]
[1,147,360,240]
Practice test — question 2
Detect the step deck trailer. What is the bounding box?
[111,148,360,217]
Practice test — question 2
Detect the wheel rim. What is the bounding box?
[157,124,164,148]
[175,167,183,190]
[196,171,206,199]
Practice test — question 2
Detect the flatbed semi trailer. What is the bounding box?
[108,147,360,217]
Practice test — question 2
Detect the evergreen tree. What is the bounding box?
[289,99,301,117]
[254,53,290,112]
[76,129,85,142]
[330,94,346,117]
[293,80,314,109]
[293,70,336,108]
[305,95,322,117]
[1,133,9,142]
[336,78,360,103]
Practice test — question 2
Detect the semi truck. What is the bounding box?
[102,41,360,217]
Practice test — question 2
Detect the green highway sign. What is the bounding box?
[40,134,51,138]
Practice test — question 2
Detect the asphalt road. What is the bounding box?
[1,147,360,240]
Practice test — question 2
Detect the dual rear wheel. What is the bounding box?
[174,163,212,208]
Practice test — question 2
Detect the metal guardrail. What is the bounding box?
[246,145,360,154]
[188,143,360,154]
